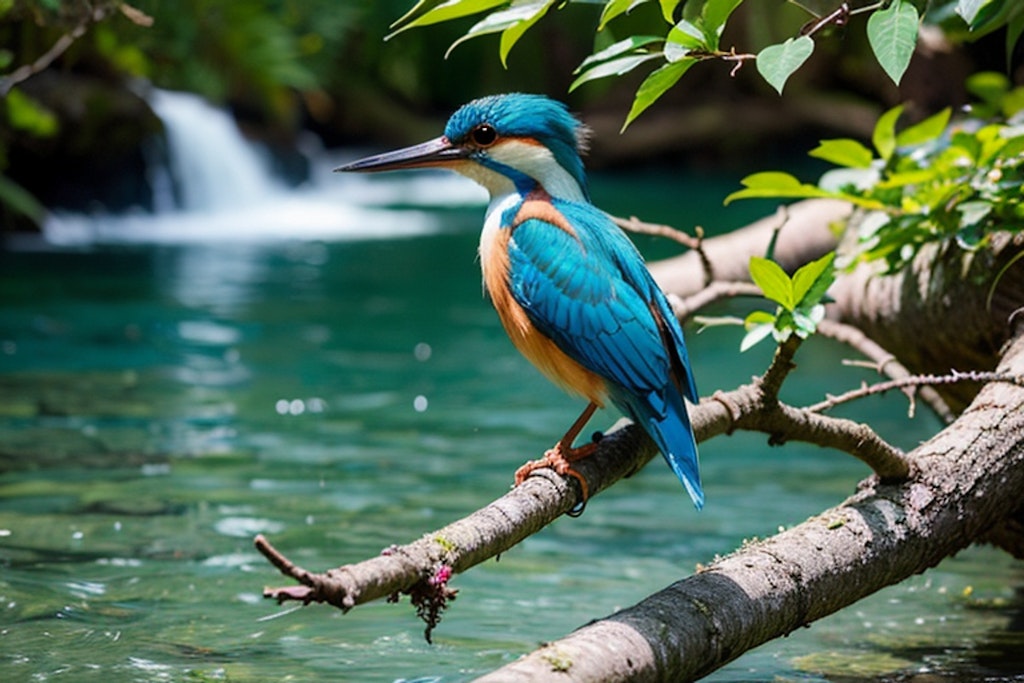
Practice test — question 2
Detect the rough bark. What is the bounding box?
[473,329,1024,682]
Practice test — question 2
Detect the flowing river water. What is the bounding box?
[1,91,1022,682]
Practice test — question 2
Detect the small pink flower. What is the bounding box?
[430,564,453,586]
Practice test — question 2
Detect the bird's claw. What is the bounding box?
[513,442,595,510]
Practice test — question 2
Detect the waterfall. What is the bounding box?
[147,89,284,212]
[42,89,486,244]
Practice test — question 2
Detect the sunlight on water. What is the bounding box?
[4,223,1023,682]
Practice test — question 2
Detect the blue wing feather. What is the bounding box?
[505,199,703,508]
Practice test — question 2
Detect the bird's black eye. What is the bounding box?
[470,124,498,147]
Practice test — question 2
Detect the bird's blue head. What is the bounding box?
[338,93,590,202]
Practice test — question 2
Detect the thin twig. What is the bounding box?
[807,370,1024,414]
[817,318,955,422]
[748,334,910,480]
[799,2,852,36]
[685,46,759,76]
[670,280,762,320]
[612,214,700,249]
[612,214,715,284]
[0,7,107,96]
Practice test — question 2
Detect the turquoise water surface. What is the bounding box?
[2,162,1024,682]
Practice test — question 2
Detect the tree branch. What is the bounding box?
[256,200,1020,676]
[729,335,910,480]
[0,7,106,97]
[258,404,724,612]
[258,362,911,615]
[472,330,1024,682]
[807,369,1024,415]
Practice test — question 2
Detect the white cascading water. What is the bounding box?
[148,89,284,212]
[43,89,485,244]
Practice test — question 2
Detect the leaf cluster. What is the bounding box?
[742,253,835,351]
[727,73,1024,272]
[388,0,1024,128]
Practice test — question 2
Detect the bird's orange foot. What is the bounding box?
[514,440,598,506]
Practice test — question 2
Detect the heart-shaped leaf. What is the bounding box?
[756,35,814,95]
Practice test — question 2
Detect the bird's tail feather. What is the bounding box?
[626,391,703,510]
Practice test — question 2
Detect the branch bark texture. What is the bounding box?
[474,331,1024,682]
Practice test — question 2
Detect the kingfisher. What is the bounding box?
[337,93,703,509]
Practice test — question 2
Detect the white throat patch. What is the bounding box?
[485,139,586,203]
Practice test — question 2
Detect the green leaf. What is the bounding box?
[659,0,682,23]
[867,0,919,86]
[740,320,775,352]
[622,58,695,130]
[446,8,515,57]
[791,304,825,338]
[599,0,643,31]
[809,138,875,168]
[791,252,835,308]
[872,105,904,161]
[819,167,881,193]
[723,171,832,204]
[956,0,1001,29]
[956,0,985,25]
[895,107,951,147]
[773,310,795,341]
[391,0,448,29]
[744,310,776,326]
[702,0,744,47]
[958,199,993,229]
[996,132,1024,161]
[667,18,706,51]
[1002,87,1024,117]
[5,88,58,137]
[756,35,814,95]
[749,256,794,310]
[443,0,554,62]
[966,70,1011,105]
[570,53,662,91]
[874,168,937,189]
[741,309,770,352]
[499,0,558,66]
[574,35,662,73]
[388,0,506,38]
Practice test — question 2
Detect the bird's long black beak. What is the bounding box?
[334,136,469,173]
